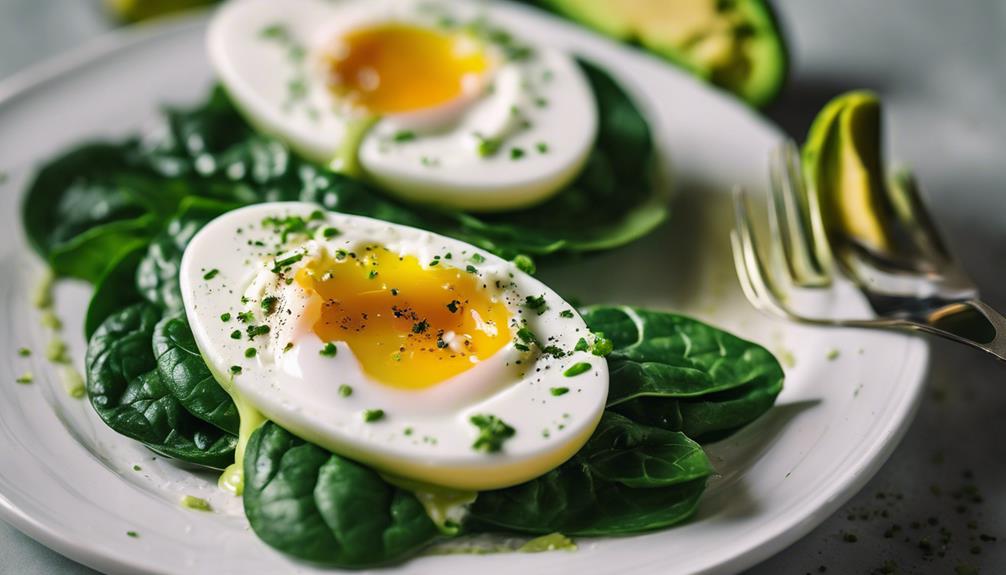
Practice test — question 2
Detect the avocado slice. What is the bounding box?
[104,0,217,22]
[801,91,895,259]
[533,0,787,107]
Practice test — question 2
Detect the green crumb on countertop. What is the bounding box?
[15,372,33,385]
[17,347,31,357]
[518,532,577,553]
[827,349,840,360]
[180,495,213,512]
[563,362,591,377]
[126,531,138,538]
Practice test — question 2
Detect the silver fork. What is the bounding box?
[731,140,1006,362]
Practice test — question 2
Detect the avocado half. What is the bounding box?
[532,0,788,107]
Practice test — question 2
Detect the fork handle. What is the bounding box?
[855,300,1006,362]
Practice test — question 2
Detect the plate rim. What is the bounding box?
[0,7,931,575]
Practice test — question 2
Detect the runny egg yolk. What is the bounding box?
[326,22,488,115]
[297,246,511,390]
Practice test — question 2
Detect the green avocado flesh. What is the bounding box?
[537,0,787,106]
[801,91,895,257]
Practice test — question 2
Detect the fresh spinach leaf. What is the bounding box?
[84,243,147,339]
[21,143,190,276]
[243,422,441,567]
[48,215,157,283]
[136,197,240,310]
[154,313,239,435]
[582,306,784,441]
[86,303,236,468]
[22,143,148,257]
[468,413,710,535]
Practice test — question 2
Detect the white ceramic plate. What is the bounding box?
[0,4,929,575]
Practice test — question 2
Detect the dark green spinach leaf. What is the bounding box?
[136,196,240,310]
[468,413,710,535]
[153,313,239,435]
[84,243,147,339]
[243,422,441,567]
[582,305,784,441]
[86,303,236,468]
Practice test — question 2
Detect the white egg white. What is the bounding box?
[179,202,608,490]
[207,0,598,211]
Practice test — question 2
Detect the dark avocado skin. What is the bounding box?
[517,0,788,108]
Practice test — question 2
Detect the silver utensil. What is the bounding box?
[731,140,1006,362]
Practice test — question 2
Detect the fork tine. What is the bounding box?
[769,141,833,287]
[731,187,803,321]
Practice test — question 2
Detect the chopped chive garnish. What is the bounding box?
[516,327,538,345]
[512,254,536,275]
[563,362,591,377]
[536,142,549,154]
[574,337,589,351]
[338,384,352,397]
[363,409,385,422]
[271,252,304,272]
[203,269,220,280]
[541,345,566,359]
[230,330,242,340]
[368,270,379,279]
[17,347,31,357]
[244,347,257,358]
[510,147,525,160]
[283,342,294,352]
[523,294,548,315]
[550,387,569,396]
[127,531,139,538]
[404,427,413,436]
[220,312,232,322]
[475,134,501,157]
[322,226,340,238]
[393,130,416,142]
[230,365,242,375]
[471,253,486,264]
[320,342,338,357]
[261,296,278,315]
[592,333,614,356]
[15,372,33,384]
[428,260,440,267]
[559,310,575,318]
[246,325,270,340]
[237,311,254,323]
[470,414,515,453]
[466,265,478,274]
